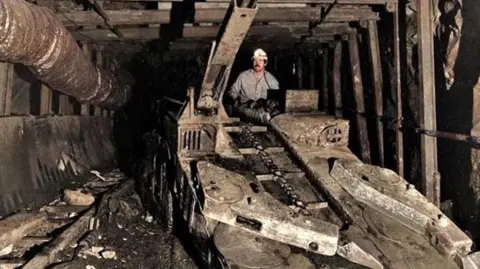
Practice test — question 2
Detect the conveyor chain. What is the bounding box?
[239,124,311,216]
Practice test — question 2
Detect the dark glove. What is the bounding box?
[265,99,280,117]
[253,98,267,110]
[245,99,256,109]
[234,98,242,107]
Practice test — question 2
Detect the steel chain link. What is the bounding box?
[240,124,311,216]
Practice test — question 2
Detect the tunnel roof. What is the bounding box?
[44,0,396,46]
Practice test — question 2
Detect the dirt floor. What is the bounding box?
[47,186,361,269]
[52,193,197,269]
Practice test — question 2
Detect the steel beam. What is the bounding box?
[348,31,371,163]
[416,0,439,205]
[367,20,385,167]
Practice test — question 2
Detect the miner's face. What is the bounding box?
[253,57,266,72]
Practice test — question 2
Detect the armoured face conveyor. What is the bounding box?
[135,0,476,267]
[153,90,473,268]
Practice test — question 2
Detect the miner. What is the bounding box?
[227,48,280,112]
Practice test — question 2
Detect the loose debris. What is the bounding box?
[0,212,48,250]
[0,245,13,257]
[100,250,116,260]
[0,170,196,269]
[64,190,95,206]
[22,208,95,269]
[90,170,107,181]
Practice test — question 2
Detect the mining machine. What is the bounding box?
[138,0,476,268]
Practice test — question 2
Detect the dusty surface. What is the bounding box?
[53,194,197,269]
[0,169,198,269]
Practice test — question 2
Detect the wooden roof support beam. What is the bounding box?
[165,36,339,51]
[58,5,378,27]
[206,0,396,3]
[59,3,172,28]
[84,36,339,51]
[72,23,352,41]
[416,0,439,205]
[0,62,13,116]
[194,4,378,23]
[107,0,395,3]
[348,31,371,163]
[86,0,124,39]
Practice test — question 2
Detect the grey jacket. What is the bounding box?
[228,69,279,103]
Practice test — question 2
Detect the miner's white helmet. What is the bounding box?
[253,48,268,61]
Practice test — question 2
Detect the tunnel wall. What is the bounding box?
[0,115,115,216]
[11,65,35,115]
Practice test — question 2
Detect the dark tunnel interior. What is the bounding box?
[112,20,398,178]
[3,0,480,267]
[112,22,395,182]
[107,1,480,249]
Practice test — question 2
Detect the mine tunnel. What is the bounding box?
[1,0,480,268]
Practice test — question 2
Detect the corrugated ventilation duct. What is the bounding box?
[0,0,133,109]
